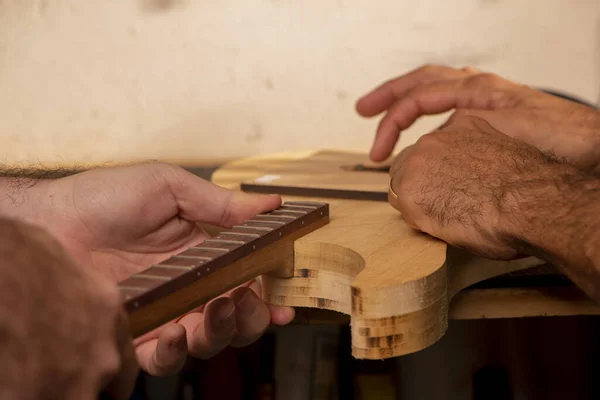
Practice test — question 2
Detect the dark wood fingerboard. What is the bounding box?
[241,182,388,202]
[118,201,329,316]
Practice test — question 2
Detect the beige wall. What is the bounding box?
[1,0,599,166]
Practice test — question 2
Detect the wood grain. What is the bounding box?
[240,150,390,201]
[212,149,600,359]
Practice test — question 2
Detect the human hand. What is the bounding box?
[0,218,138,400]
[387,111,574,260]
[356,64,600,169]
[35,163,295,376]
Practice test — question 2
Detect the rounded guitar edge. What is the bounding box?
[262,242,545,360]
[260,240,452,360]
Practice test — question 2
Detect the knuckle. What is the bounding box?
[451,109,472,119]
[466,72,501,88]
[381,77,398,89]
[460,65,478,73]
[217,192,236,226]
[418,63,442,75]
[440,110,479,130]
[415,131,443,149]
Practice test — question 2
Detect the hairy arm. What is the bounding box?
[0,166,70,224]
[501,166,600,301]
[0,165,95,225]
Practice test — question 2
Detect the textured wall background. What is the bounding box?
[1,0,599,165]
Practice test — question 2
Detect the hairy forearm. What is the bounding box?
[589,110,600,172]
[0,166,82,219]
[501,164,600,301]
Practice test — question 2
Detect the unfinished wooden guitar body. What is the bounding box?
[210,149,558,359]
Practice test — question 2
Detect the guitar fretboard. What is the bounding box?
[118,201,329,313]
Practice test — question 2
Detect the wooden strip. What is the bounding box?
[119,201,330,337]
[240,183,388,202]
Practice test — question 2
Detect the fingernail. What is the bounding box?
[234,290,257,316]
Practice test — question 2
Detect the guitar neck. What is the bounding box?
[118,201,330,337]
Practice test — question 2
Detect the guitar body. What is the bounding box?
[211,149,550,359]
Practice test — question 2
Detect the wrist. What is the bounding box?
[497,162,600,290]
[500,163,598,252]
[590,110,600,170]
[0,177,55,225]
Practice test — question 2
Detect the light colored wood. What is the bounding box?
[209,149,600,359]
[240,149,390,196]
[449,287,600,320]
[1,1,598,166]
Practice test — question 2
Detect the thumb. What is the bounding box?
[164,166,282,227]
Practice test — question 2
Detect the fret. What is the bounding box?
[272,209,307,215]
[253,215,296,223]
[246,219,286,225]
[133,274,171,281]
[158,256,207,267]
[174,255,212,261]
[218,231,260,239]
[120,286,146,292]
[232,225,273,232]
[190,246,230,252]
[154,264,195,271]
[120,201,330,337]
[182,248,227,259]
[203,239,246,245]
[138,266,189,279]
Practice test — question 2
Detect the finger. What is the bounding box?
[182,297,237,359]
[369,74,516,161]
[389,145,415,180]
[388,145,419,227]
[103,309,140,400]
[132,282,247,347]
[369,78,468,161]
[135,323,188,376]
[161,166,282,227]
[356,65,475,117]
[229,282,271,348]
[248,277,295,325]
[268,303,295,325]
